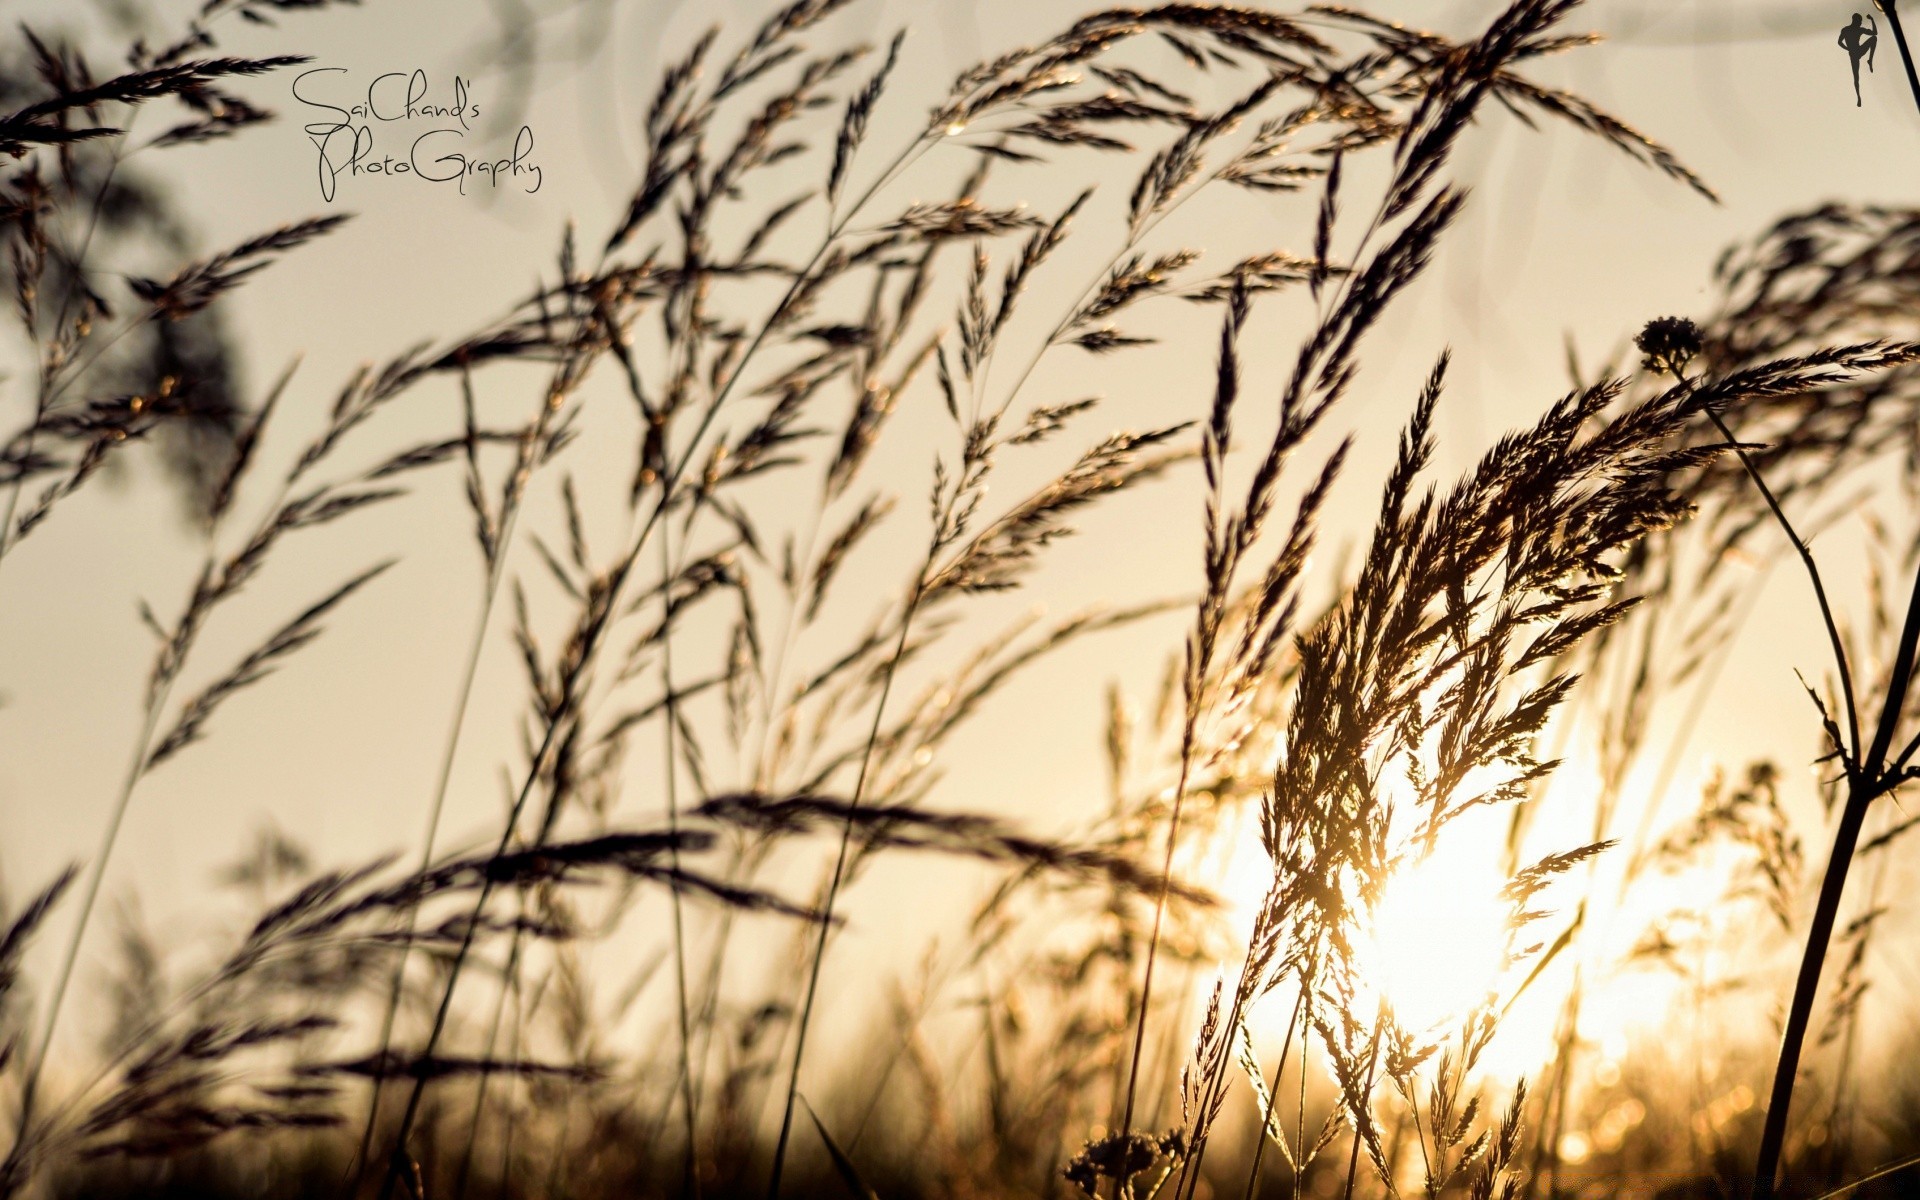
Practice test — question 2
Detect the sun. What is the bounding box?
[1209,768,1713,1082]
[1359,836,1514,1033]
[1211,805,1526,1036]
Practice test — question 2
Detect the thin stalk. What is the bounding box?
[676,168,939,1146]
[438,262,706,1200]
[1120,720,1205,1154]
[1752,790,1872,1200]
[1116,239,1259,1186]
[373,111,943,1197]
[1239,989,1306,1200]
[933,117,1293,1178]
[1530,963,1581,1200]
[351,511,515,1187]
[0,201,211,998]
[449,931,520,1200]
[1825,828,1890,1190]
[352,271,630,1193]
[1892,724,1920,775]
[1295,992,1313,1200]
[1405,1057,1436,1200]
[1140,63,1459,1186]
[1171,703,1369,1196]
[764,574,925,1200]
[446,887,569,1199]
[370,93,939,1181]
[1659,361,1920,1197]
[1170,939,1264,1200]
[498,963,554,1191]
[1525,552,1778,1200]
[1827,821,1889,1152]
[1339,1012,1385,1200]
[1697,404,1862,761]
[1383,1102,1411,1193]
[685,852,752,1126]
[10,676,171,1150]
[1810,1151,1920,1199]
[374,712,565,1200]
[10,420,310,1161]
[658,525,704,1200]
[1750,480,1920,1199]
[1143,956,1204,1135]
[759,82,1125,1199]
[545,130,955,1196]
[1875,0,1920,117]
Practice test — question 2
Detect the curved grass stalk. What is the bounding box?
[1751,557,1920,1199]
[1236,984,1306,1200]
[9,653,174,1154]
[657,522,703,1198]
[9,406,309,1162]
[349,468,520,1187]
[1810,1150,1920,1200]
[368,68,951,1169]
[348,294,605,1192]
[764,572,926,1200]
[1645,355,1920,1199]
[374,101,950,1200]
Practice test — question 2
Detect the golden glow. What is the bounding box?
[1211,752,1754,1087]
[1359,837,1512,1032]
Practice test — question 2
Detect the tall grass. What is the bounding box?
[5,3,1920,1199]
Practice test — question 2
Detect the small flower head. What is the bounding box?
[1635,316,1703,376]
[1063,1130,1185,1198]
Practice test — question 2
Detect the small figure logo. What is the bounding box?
[1840,12,1879,106]
[1854,0,1920,116]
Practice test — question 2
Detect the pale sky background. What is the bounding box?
[3,0,1919,1073]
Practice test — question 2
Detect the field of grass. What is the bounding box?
[5,2,1920,1198]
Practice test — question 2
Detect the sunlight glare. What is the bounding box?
[1362,839,1512,1033]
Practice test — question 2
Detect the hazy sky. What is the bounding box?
[4,0,1917,1061]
